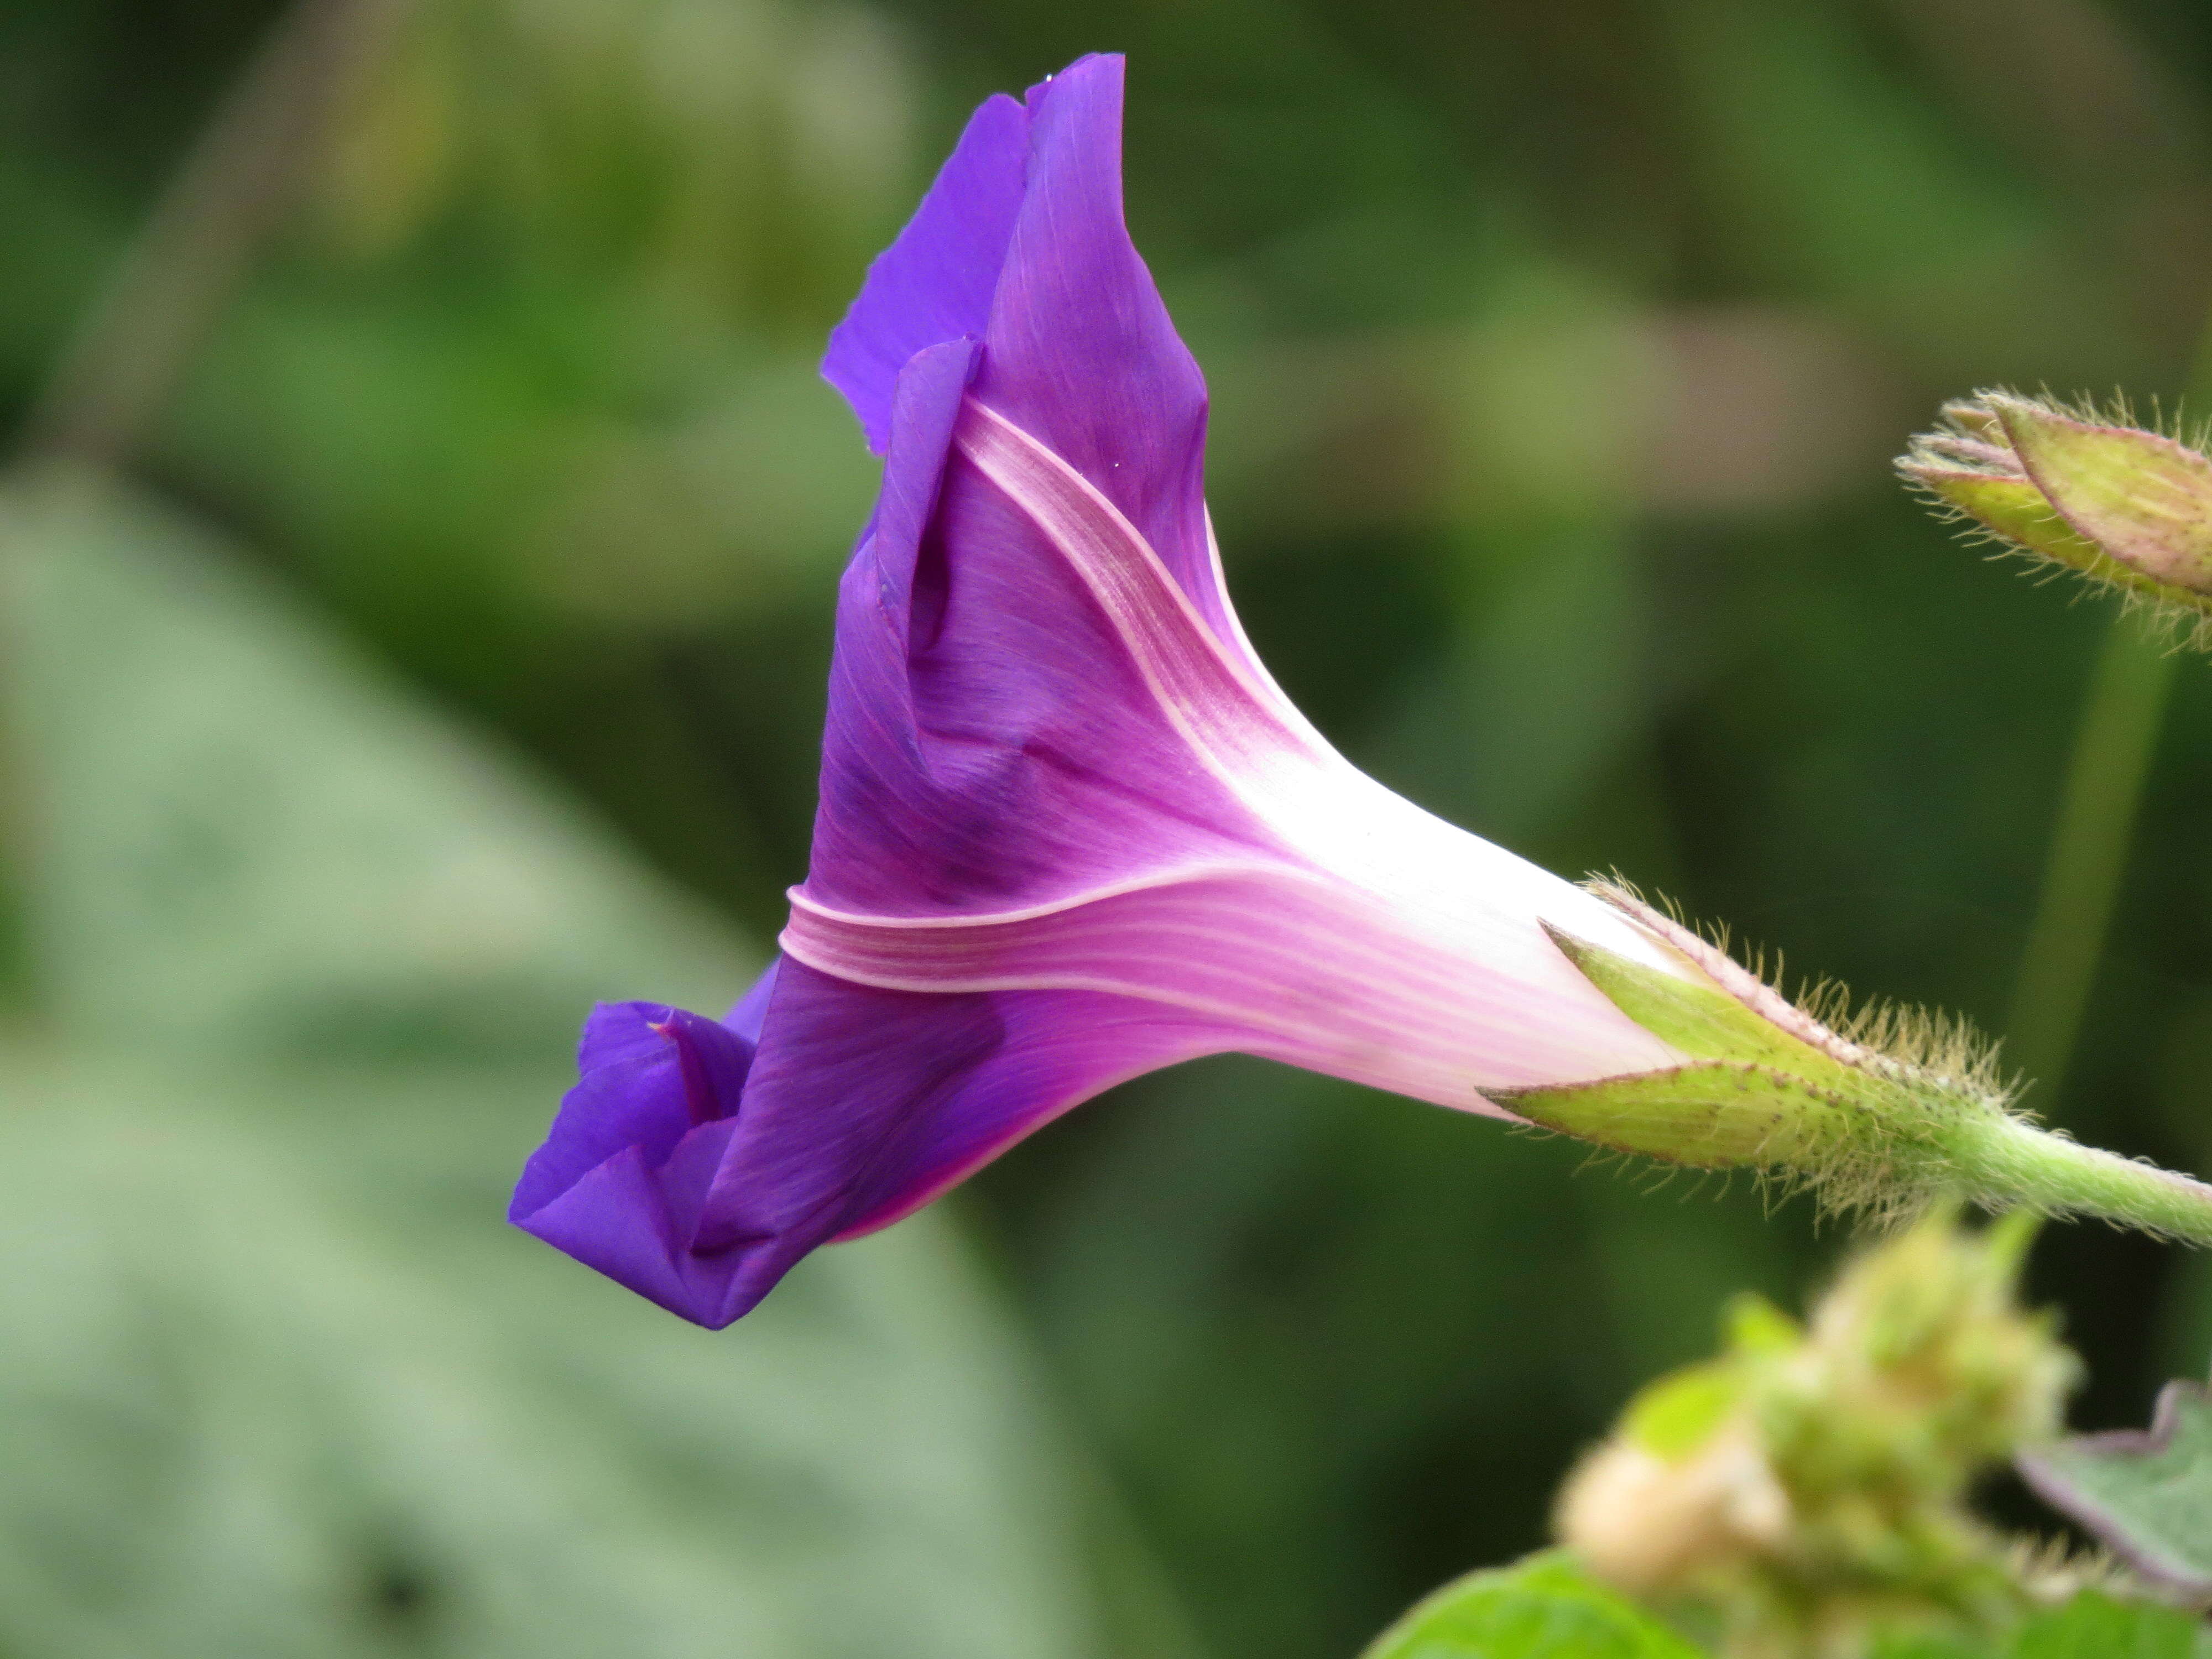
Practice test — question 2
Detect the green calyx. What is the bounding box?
[1502,887,2212,1247]
[1897,390,2212,640]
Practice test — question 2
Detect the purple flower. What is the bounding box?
[511,54,1693,1328]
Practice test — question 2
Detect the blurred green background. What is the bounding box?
[6,1,2212,1655]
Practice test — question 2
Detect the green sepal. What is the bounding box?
[1542,926,1825,1072]
[1359,1551,1703,1659]
[2016,1383,2212,1606]
[1997,398,2212,595]
[1490,1061,1859,1170]
[1912,469,2113,577]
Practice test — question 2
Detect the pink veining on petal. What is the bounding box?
[516,53,1707,1331]
[951,397,1324,758]
[790,400,1696,1100]
[782,858,1685,1107]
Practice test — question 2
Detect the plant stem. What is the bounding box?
[1950,1112,2212,1249]
[2003,613,2176,1097]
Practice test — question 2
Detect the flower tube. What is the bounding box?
[508,54,1702,1327]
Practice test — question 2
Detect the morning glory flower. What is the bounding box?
[509,53,1709,1329]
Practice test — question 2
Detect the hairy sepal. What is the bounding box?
[1492,1062,1863,1170]
[1511,919,2011,1220]
[1899,389,2212,643]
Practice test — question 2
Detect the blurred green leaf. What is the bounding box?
[2017,1383,2212,1605]
[1872,1591,2212,1658]
[1357,1551,1702,1659]
[0,466,1129,1658]
[2006,1594,2212,1659]
[1,461,738,1057]
[1363,1564,2207,1659]
[0,1047,1118,1659]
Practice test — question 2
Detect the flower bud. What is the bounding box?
[1556,1214,2083,1651]
[1898,391,2212,635]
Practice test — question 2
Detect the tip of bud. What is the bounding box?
[1899,389,2212,645]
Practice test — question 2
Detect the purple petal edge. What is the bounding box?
[510,968,771,1229]
[517,957,1237,1328]
[821,93,1029,454]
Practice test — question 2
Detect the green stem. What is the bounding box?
[2003,613,2176,1095]
[1950,1112,2212,1249]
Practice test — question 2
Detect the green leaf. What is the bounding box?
[2017,1383,2212,1605]
[0,1049,1118,1659]
[1359,1551,1704,1659]
[1869,1592,2211,1659]
[1,462,742,1058]
[2007,1593,2210,1659]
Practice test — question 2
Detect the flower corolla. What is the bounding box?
[509,54,1698,1327]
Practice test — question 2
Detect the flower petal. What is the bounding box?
[783,861,1684,1108]
[510,998,760,1225]
[820,92,1030,454]
[528,957,1238,1327]
[974,56,1235,645]
[805,373,1288,918]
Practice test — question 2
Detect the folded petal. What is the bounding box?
[528,957,1239,1327]
[805,362,1293,918]
[820,92,1030,454]
[509,997,760,1226]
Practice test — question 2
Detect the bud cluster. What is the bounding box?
[1556,1213,2085,1658]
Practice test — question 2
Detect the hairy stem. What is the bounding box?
[1947,1111,2212,1248]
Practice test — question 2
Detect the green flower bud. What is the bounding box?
[1897,391,2212,640]
[1495,883,2212,1249]
[1555,1214,2084,1655]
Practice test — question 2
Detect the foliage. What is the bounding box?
[2019,1382,2212,1606]
[1361,1552,1702,1659]
[1362,1557,2212,1659]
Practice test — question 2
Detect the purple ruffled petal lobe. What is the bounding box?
[509,995,761,1239]
[702,961,1234,1264]
[513,1114,747,1326]
[821,93,1029,453]
[524,961,1239,1329]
